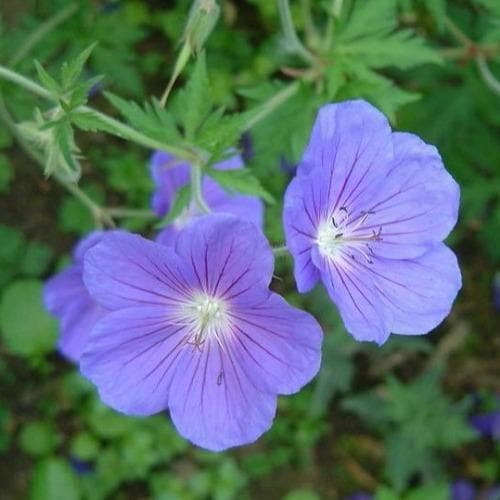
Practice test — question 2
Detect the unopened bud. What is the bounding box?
[183,0,220,54]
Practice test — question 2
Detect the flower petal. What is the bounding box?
[354,132,460,259]
[168,338,277,451]
[174,214,274,304]
[367,244,461,335]
[150,151,190,216]
[229,292,322,395]
[311,246,391,344]
[84,232,191,310]
[81,306,189,415]
[297,101,394,214]
[44,264,104,362]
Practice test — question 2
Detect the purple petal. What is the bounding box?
[283,175,321,292]
[451,480,476,500]
[229,292,322,395]
[44,230,111,362]
[174,214,274,305]
[44,265,105,362]
[150,151,190,217]
[311,245,390,344]
[356,132,460,259]
[81,306,188,415]
[297,102,394,205]
[167,337,277,451]
[470,411,500,439]
[367,244,461,335]
[84,232,192,310]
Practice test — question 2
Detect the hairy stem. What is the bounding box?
[476,54,500,96]
[0,65,200,162]
[191,163,211,214]
[273,246,290,257]
[243,81,300,131]
[278,0,316,64]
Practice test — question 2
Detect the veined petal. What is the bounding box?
[150,151,190,217]
[44,265,104,362]
[81,306,189,415]
[229,292,322,395]
[174,214,274,304]
[311,246,391,344]
[353,132,460,259]
[168,337,277,451]
[84,232,192,310]
[283,175,322,292]
[368,244,462,335]
[297,101,394,214]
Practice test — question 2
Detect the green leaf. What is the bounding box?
[338,0,397,41]
[30,458,80,500]
[19,242,53,278]
[0,154,13,193]
[105,93,181,144]
[207,167,274,204]
[336,30,442,70]
[19,421,59,457]
[171,52,213,139]
[155,184,192,228]
[70,432,100,461]
[34,61,60,95]
[60,43,97,90]
[0,280,57,357]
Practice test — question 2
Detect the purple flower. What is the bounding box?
[451,480,476,500]
[43,231,110,362]
[150,152,264,246]
[471,411,500,439]
[493,272,500,311]
[283,100,461,344]
[80,214,322,451]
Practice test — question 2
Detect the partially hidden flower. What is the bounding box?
[150,151,264,245]
[80,214,322,451]
[283,100,461,344]
[471,410,500,440]
[43,231,112,362]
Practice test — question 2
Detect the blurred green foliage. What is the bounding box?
[0,0,499,499]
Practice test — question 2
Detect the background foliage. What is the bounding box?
[0,0,499,498]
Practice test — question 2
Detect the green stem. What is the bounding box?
[300,0,320,48]
[60,177,115,228]
[272,245,289,257]
[278,0,316,64]
[105,207,156,218]
[159,42,191,107]
[444,16,473,47]
[243,81,300,131]
[0,64,200,162]
[9,3,79,67]
[191,163,211,214]
[476,54,500,96]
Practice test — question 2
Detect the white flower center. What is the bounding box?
[316,207,382,264]
[184,293,228,350]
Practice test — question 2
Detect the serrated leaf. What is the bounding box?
[207,167,274,204]
[60,43,97,89]
[338,0,397,41]
[105,92,181,145]
[171,52,213,140]
[155,184,192,228]
[34,61,60,95]
[71,109,124,136]
[336,30,442,70]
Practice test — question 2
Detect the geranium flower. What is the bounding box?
[80,214,322,451]
[150,152,264,245]
[283,100,461,344]
[43,231,111,362]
